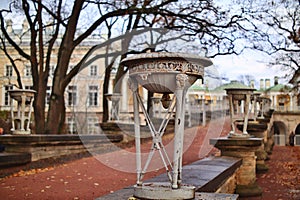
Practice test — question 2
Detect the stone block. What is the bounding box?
[235,183,262,197]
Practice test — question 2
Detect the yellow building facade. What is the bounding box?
[0,20,126,134]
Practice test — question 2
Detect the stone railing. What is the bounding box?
[0,134,123,161]
[97,156,242,200]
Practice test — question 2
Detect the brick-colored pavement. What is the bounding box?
[243,145,300,200]
[0,119,299,200]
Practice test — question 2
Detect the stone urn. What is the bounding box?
[8,89,36,135]
[121,52,213,200]
[105,93,122,121]
[123,52,212,93]
[225,86,255,137]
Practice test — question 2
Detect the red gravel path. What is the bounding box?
[244,145,300,200]
[1,119,299,200]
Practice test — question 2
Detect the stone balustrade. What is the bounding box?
[210,137,263,197]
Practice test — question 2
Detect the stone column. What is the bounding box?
[273,95,277,110]
[201,95,206,126]
[290,94,293,111]
[121,75,128,112]
[210,137,263,197]
[247,125,269,173]
[172,74,189,188]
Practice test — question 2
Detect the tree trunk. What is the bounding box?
[33,83,47,134]
[45,88,66,134]
[44,47,73,134]
[102,64,112,122]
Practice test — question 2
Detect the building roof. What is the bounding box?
[189,83,206,91]
[212,80,252,92]
[188,79,207,92]
[265,84,292,93]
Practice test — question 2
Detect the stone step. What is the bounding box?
[0,152,31,167]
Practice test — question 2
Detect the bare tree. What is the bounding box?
[0,0,262,134]
[237,74,256,86]
[232,0,300,79]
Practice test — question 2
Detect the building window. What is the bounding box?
[50,65,55,76]
[67,117,77,134]
[4,85,13,106]
[87,117,98,134]
[25,86,33,90]
[5,65,13,77]
[90,65,97,76]
[25,65,32,77]
[67,85,77,106]
[68,65,74,73]
[88,85,98,106]
[46,86,51,105]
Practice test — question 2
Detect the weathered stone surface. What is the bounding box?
[256,163,269,173]
[97,156,242,199]
[0,134,123,161]
[195,192,239,200]
[134,183,195,200]
[235,183,263,197]
[210,137,263,151]
[236,122,268,133]
[215,173,236,194]
[0,152,31,167]
[210,137,263,197]
[256,148,268,160]
[97,191,239,200]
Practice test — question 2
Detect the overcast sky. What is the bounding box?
[0,0,9,10]
[212,49,287,87]
[0,0,289,88]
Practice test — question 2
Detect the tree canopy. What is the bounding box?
[0,0,298,134]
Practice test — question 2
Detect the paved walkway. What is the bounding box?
[0,119,228,200]
[0,119,299,199]
[243,145,300,200]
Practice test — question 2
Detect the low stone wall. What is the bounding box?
[211,137,264,197]
[215,172,236,194]
[98,156,242,200]
[0,134,123,161]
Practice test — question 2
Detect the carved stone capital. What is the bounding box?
[128,78,138,92]
[176,74,189,90]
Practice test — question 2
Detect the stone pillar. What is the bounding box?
[105,93,122,121]
[236,112,270,174]
[290,94,293,111]
[121,75,128,112]
[151,97,161,118]
[248,128,269,173]
[210,137,263,197]
[201,95,206,126]
[273,95,277,110]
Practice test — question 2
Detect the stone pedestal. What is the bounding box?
[121,52,213,199]
[237,121,269,173]
[105,93,122,121]
[210,137,263,197]
[9,89,35,134]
